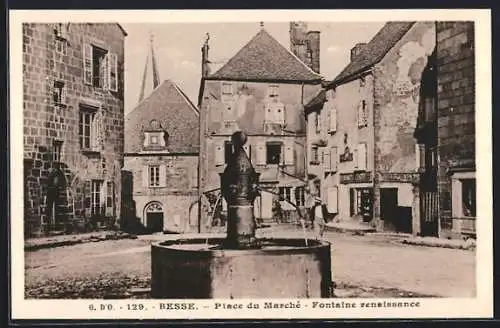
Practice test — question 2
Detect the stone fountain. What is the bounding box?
[151,131,332,299]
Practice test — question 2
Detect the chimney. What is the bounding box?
[350,42,367,62]
[290,22,310,67]
[306,31,320,74]
[201,33,210,78]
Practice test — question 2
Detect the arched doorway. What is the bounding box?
[145,202,164,233]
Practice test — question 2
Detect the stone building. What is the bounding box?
[305,22,436,234]
[122,36,199,234]
[198,23,322,226]
[23,23,127,237]
[435,22,476,238]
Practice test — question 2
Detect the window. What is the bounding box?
[358,100,368,127]
[79,107,99,151]
[268,85,279,98]
[265,103,285,125]
[150,135,159,145]
[53,140,62,162]
[266,142,282,164]
[224,141,233,164]
[279,186,292,202]
[91,180,104,216]
[359,77,366,88]
[314,180,321,198]
[311,146,319,164]
[55,39,67,55]
[54,23,67,39]
[83,43,118,91]
[294,187,306,206]
[106,181,114,208]
[149,165,160,187]
[222,83,233,95]
[52,80,67,105]
[461,179,476,217]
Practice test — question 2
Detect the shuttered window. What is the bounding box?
[83,42,118,91]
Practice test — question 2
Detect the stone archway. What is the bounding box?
[144,201,164,233]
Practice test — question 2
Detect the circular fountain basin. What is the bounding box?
[151,238,332,299]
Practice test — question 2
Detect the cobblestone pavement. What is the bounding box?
[24,226,475,299]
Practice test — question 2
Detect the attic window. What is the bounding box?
[268,85,279,98]
[222,83,233,96]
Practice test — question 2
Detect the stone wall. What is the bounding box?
[23,23,126,236]
[372,22,436,227]
[435,22,475,233]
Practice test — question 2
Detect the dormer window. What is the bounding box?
[268,85,279,99]
[150,135,159,145]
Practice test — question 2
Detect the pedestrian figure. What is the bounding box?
[312,197,326,240]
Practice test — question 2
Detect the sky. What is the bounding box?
[121,22,386,114]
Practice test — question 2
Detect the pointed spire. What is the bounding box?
[137,31,161,104]
[138,52,149,103]
[150,32,161,89]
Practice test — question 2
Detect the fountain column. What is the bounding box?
[220,131,260,249]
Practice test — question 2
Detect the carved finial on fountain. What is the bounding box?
[220,131,260,249]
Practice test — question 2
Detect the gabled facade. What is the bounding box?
[122,37,199,233]
[198,24,322,227]
[306,21,437,234]
[23,23,127,237]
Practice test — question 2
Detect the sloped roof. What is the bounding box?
[329,22,415,87]
[304,89,326,113]
[208,29,322,82]
[125,80,199,154]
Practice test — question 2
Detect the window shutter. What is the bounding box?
[256,143,266,165]
[142,166,149,187]
[215,144,224,166]
[105,181,113,216]
[276,103,285,124]
[327,186,338,213]
[83,43,93,85]
[265,104,273,122]
[99,182,106,215]
[329,106,337,132]
[323,148,330,170]
[330,147,337,172]
[102,53,109,90]
[108,52,118,92]
[84,181,91,217]
[284,144,294,165]
[243,144,251,159]
[357,103,363,127]
[61,85,67,104]
[159,165,167,187]
[353,149,358,169]
[90,114,98,150]
[358,143,367,171]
